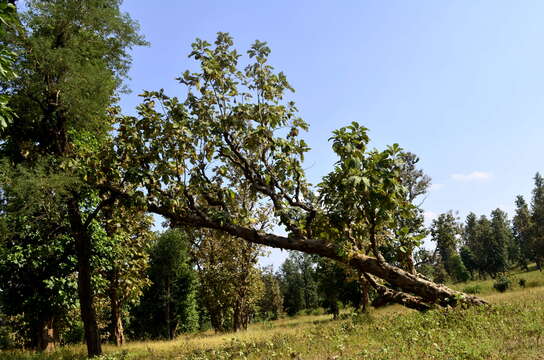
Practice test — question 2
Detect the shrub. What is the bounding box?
[448,255,471,283]
[518,278,526,288]
[462,285,482,294]
[493,275,512,293]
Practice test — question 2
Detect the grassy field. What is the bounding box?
[2,270,543,360]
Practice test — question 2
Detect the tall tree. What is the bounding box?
[0,164,78,351]
[461,212,480,278]
[513,195,533,269]
[474,215,494,277]
[194,230,264,332]
[487,208,511,276]
[279,253,318,316]
[430,211,462,279]
[257,266,283,320]
[111,33,487,310]
[130,229,198,339]
[530,173,544,269]
[0,1,146,355]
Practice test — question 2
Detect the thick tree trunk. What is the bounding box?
[115,200,489,311]
[68,200,102,357]
[365,274,431,311]
[152,209,488,309]
[76,236,102,357]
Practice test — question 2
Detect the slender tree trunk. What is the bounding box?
[68,199,102,357]
[36,318,55,352]
[331,299,339,320]
[109,283,125,346]
[359,276,370,313]
[104,208,125,346]
[165,278,174,339]
[406,252,416,275]
[232,302,241,332]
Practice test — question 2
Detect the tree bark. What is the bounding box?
[68,199,102,357]
[364,273,431,311]
[75,235,102,357]
[36,318,55,352]
[165,278,176,340]
[406,253,416,275]
[358,275,370,313]
[232,302,242,332]
[150,207,488,310]
[109,283,125,346]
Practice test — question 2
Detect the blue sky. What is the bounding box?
[119,1,544,268]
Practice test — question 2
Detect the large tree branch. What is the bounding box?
[363,273,431,311]
[146,202,487,308]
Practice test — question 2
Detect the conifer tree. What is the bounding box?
[488,209,512,277]
[530,173,544,269]
[513,195,533,269]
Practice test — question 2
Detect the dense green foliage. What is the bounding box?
[129,230,198,339]
[0,0,147,355]
[0,0,17,129]
[278,253,319,316]
[193,230,264,333]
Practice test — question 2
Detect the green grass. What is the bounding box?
[2,269,544,360]
[450,267,544,295]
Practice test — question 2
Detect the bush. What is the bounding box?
[493,275,512,293]
[462,285,482,294]
[448,255,471,283]
[518,278,526,288]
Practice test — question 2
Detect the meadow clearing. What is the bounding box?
[2,269,543,360]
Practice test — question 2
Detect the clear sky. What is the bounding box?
[119,1,544,268]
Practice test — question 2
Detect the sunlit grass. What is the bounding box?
[2,269,543,359]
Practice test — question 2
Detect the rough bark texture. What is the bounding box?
[36,318,55,352]
[364,273,431,311]
[68,200,102,357]
[109,284,125,346]
[149,206,488,310]
[358,275,370,313]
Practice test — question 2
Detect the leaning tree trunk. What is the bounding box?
[135,203,487,312]
[68,200,102,357]
[155,211,488,310]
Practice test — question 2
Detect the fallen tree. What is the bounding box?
[106,33,487,310]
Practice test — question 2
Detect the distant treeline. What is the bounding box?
[416,173,544,284]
